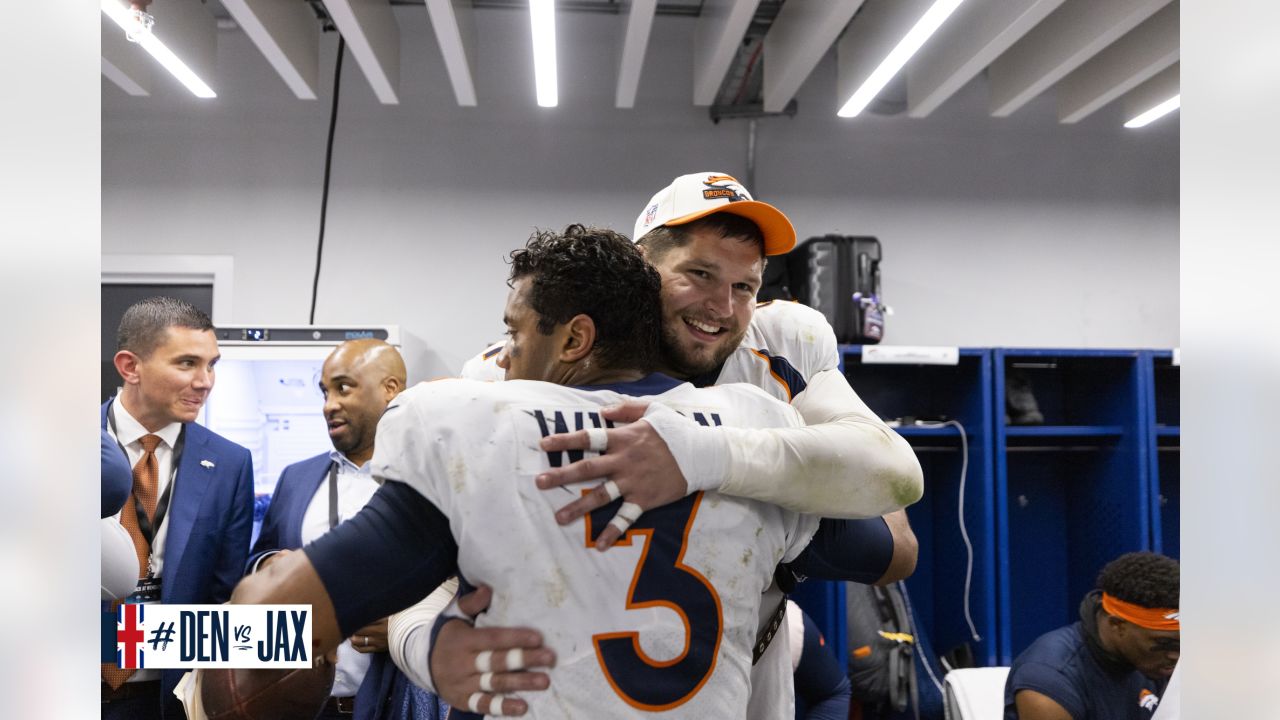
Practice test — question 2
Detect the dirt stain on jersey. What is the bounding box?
[448,454,467,494]
[543,566,569,608]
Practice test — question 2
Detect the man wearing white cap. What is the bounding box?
[415,172,923,717]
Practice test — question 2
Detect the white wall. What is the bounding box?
[102,8,1178,382]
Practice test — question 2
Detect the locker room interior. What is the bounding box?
[89,1,1245,719]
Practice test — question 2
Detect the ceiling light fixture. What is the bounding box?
[838,0,964,118]
[1124,94,1179,128]
[101,0,216,98]
[529,0,558,107]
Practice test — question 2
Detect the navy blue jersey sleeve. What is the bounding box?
[786,517,893,584]
[794,608,852,720]
[304,480,459,637]
[1006,660,1085,719]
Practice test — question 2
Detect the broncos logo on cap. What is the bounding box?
[701,174,749,203]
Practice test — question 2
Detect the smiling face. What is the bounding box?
[117,327,220,431]
[646,226,765,378]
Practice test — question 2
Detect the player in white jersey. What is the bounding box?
[227,224,821,718]
[381,378,814,718]
[412,173,922,718]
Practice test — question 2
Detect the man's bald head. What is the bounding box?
[320,339,407,465]
[327,339,407,387]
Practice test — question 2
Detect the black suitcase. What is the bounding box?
[786,235,886,344]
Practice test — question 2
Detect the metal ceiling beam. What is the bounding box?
[150,0,219,91]
[906,0,1065,118]
[425,0,479,106]
[836,0,965,118]
[1121,62,1178,124]
[325,0,401,104]
[221,0,321,99]
[101,13,152,96]
[616,0,657,108]
[988,0,1172,117]
[692,0,761,106]
[762,0,866,113]
[1058,1,1178,124]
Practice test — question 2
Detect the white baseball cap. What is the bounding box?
[633,172,797,256]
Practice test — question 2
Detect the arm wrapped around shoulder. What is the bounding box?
[387,576,460,693]
[716,368,923,518]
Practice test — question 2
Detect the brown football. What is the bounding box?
[200,659,335,720]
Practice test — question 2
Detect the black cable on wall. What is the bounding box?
[309,36,346,325]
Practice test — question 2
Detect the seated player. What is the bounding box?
[230,225,822,718]
[1004,552,1179,720]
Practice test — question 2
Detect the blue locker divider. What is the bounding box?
[796,347,998,670]
[993,349,1152,664]
[1145,350,1180,558]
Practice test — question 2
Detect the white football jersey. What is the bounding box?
[373,377,818,719]
[458,301,843,720]
[707,301,839,720]
[711,300,839,401]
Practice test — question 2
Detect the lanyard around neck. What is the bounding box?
[106,399,183,551]
[327,462,339,530]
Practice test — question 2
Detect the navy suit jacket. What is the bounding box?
[249,452,406,720]
[246,452,332,571]
[101,400,255,718]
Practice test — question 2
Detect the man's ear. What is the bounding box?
[113,350,142,386]
[560,314,596,364]
[382,376,404,400]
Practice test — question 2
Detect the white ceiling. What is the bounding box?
[102,0,1180,127]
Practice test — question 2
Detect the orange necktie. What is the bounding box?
[103,433,162,690]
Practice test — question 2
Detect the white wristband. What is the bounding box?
[638,403,730,494]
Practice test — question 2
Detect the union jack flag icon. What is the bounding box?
[116,603,146,669]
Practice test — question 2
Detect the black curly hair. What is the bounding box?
[1097,552,1179,609]
[508,224,663,373]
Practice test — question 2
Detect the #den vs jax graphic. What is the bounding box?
[102,604,313,669]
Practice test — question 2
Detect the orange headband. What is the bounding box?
[1101,592,1180,631]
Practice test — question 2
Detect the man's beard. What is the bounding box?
[658,322,738,380]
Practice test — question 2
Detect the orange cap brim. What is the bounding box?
[665,200,797,256]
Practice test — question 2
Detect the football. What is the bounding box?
[200,659,335,720]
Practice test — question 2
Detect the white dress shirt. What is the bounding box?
[302,451,381,699]
[106,399,183,683]
[107,400,182,578]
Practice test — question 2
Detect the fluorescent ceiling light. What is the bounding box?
[838,0,964,118]
[1124,94,1179,128]
[529,0,558,107]
[101,0,216,98]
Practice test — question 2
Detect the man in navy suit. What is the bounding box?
[101,296,255,719]
[248,338,434,719]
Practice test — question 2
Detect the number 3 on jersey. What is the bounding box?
[584,492,724,711]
